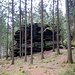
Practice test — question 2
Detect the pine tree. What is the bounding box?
[6,0,9,60]
[41,0,44,59]
[19,0,22,57]
[57,0,60,54]
[66,0,73,63]
[25,0,27,62]
[52,0,55,52]
[11,0,14,65]
[30,0,33,64]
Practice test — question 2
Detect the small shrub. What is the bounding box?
[73,68,75,72]
[22,70,25,73]
[63,39,67,49]
[71,41,75,47]
[20,66,23,68]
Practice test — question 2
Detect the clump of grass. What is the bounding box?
[73,68,75,72]
[0,70,25,75]
[72,51,75,56]
[62,60,74,64]
[58,69,75,75]
[40,65,49,70]
[35,66,38,68]
[28,66,33,69]
[41,53,60,63]
[22,70,25,73]
[19,68,22,71]
[20,66,23,68]
[42,58,51,63]
[0,62,3,65]
[57,63,59,64]
[62,61,68,64]
[42,57,55,63]
[6,61,10,64]
[44,69,48,73]
[40,65,46,68]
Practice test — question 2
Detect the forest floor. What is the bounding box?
[0,49,75,75]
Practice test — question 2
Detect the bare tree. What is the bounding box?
[66,0,73,63]
[30,0,33,64]
[25,0,27,62]
[41,0,44,59]
[57,0,60,54]
[11,0,14,65]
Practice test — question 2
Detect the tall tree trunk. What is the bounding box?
[11,0,14,65]
[30,0,33,64]
[41,0,44,59]
[52,0,55,52]
[6,0,9,60]
[66,0,73,63]
[21,14,24,57]
[25,0,27,62]
[6,22,8,60]
[0,6,3,58]
[0,41,1,58]
[73,15,75,39]
[19,0,22,57]
[57,0,60,54]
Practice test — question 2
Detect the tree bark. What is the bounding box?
[73,15,75,39]
[0,43,1,58]
[30,0,33,64]
[57,0,60,54]
[11,0,14,65]
[52,0,55,52]
[6,22,8,60]
[66,0,73,63]
[6,0,9,60]
[41,0,44,59]
[25,0,27,62]
[19,0,22,57]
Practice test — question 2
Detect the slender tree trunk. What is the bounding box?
[6,0,9,60]
[41,0,44,59]
[11,0,14,65]
[57,0,60,54]
[52,0,55,52]
[21,15,24,57]
[0,0,2,58]
[66,0,73,63]
[30,0,33,64]
[0,42,1,58]
[25,0,27,62]
[6,22,8,59]
[19,0,22,57]
[73,15,75,39]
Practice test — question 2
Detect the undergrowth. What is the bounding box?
[58,68,75,75]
